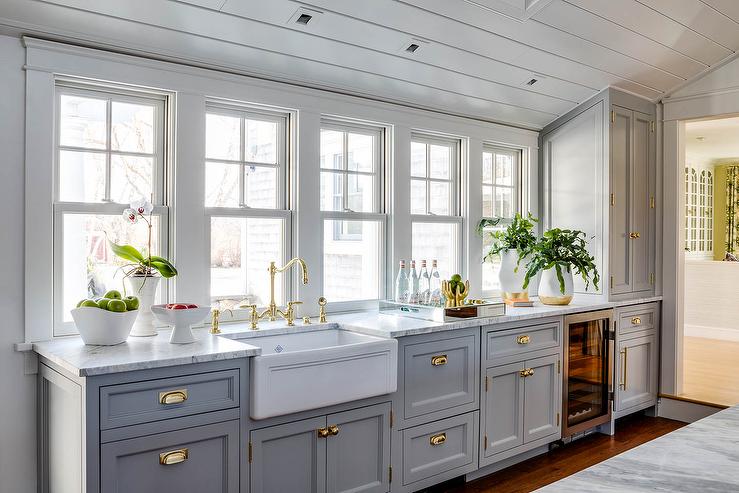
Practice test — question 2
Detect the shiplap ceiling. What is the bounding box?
[1,0,739,129]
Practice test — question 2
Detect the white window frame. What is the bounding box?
[52,81,170,336]
[320,118,387,309]
[205,101,292,311]
[410,132,464,279]
[479,143,524,298]
[684,164,714,259]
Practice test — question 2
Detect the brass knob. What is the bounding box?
[431,354,448,366]
[159,389,188,405]
[328,425,339,436]
[519,368,534,378]
[317,427,330,438]
[159,448,188,465]
[631,316,641,325]
[629,232,641,239]
[517,335,530,345]
[429,433,446,446]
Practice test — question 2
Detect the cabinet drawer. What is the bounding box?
[100,369,239,430]
[403,334,476,419]
[618,304,657,336]
[401,412,477,486]
[485,321,560,364]
[100,420,239,493]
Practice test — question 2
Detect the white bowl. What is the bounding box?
[71,307,138,345]
[151,305,211,344]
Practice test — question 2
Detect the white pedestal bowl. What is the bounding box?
[151,305,211,344]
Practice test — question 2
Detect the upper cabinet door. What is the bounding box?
[631,111,654,293]
[326,403,390,493]
[610,106,633,295]
[250,416,327,493]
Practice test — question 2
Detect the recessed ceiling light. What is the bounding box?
[526,78,538,86]
[406,43,420,53]
[296,13,312,25]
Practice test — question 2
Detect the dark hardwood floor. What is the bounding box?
[428,413,685,493]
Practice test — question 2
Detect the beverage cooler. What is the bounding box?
[562,309,615,437]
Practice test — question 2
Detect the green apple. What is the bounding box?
[76,299,87,308]
[107,299,127,312]
[123,296,139,311]
[96,298,112,309]
[79,299,99,308]
[104,289,122,300]
[451,274,462,283]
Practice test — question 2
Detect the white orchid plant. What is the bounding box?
[108,198,178,279]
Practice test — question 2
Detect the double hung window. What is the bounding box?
[205,104,290,306]
[320,120,385,302]
[53,83,167,335]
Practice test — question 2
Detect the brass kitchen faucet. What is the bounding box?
[240,257,308,327]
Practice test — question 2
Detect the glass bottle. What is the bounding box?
[419,260,431,304]
[409,260,420,304]
[429,259,441,306]
[394,260,409,303]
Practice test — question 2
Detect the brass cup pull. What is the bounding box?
[429,433,446,446]
[519,368,534,378]
[516,335,530,345]
[159,389,188,405]
[631,316,642,325]
[328,425,339,436]
[431,354,448,366]
[159,448,188,465]
[317,427,330,438]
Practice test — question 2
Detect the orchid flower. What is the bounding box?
[130,198,154,216]
[122,208,138,224]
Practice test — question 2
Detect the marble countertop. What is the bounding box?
[33,327,260,377]
[537,405,739,492]
[33,294,661,377]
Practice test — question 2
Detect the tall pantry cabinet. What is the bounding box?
[540,88,657,300]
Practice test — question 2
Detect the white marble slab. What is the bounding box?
[33,328,260,377]
[33,294,661,377]
[537,405,739,492]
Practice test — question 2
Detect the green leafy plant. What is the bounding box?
[522,228,599,294]
[477,213,538,265]
[108,199,178,279]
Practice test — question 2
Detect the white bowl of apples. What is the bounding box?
[71,290,139,345]
[151,303,211,344]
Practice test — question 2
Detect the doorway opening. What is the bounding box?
[681,115,739,407]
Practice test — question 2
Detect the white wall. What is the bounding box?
[0,34,37,493]
[684,260,739,342]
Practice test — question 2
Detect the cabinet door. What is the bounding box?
[523,354,561,443]
[482,362,524,458]
[250,416,326,493]
[610,106,633,295]
[631,111,653,292]
[101,420,239,493]
[326,403,390,493]
[616,334,658,412]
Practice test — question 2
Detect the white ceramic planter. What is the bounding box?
[125,275,160,337]
[538,266,574,305]
[498,250,530,301]
[71,307,138,345]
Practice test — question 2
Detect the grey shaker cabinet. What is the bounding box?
[523,354,560,443]
[100,420,240,493]
[250,402,391,493]
[615,334,658,413]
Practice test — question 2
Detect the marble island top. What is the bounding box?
[33,294,661,377]
[537,405,739,492]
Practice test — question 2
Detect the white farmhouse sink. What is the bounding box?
[248,329,398,419]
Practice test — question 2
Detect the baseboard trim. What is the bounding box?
[684,324,739,342]
[657,395,726,423]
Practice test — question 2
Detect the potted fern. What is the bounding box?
[478,213,538,301]
[522,228,599,305]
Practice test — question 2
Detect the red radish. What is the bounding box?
[166,303,189,310]
[186,304,198,308]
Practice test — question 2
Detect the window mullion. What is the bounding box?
[239,117,246,207]
[104,98,112,202]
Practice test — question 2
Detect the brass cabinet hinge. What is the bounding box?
[610,276,614,289]
[484,434,488,450]
[650,196,655,209]
[650,121,655,133]
[390,410,394,428]
[610,193,615,206]
[389,466,392,483]
[248,442,252,463]
[649,273,655,285]
[557,360,561,374]
[610,110,615,123]
[485,376,489,392]
[556,413,560,426]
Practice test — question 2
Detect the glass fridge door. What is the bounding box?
[566,318,610,428]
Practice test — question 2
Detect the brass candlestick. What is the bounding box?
[441,280,470,308]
